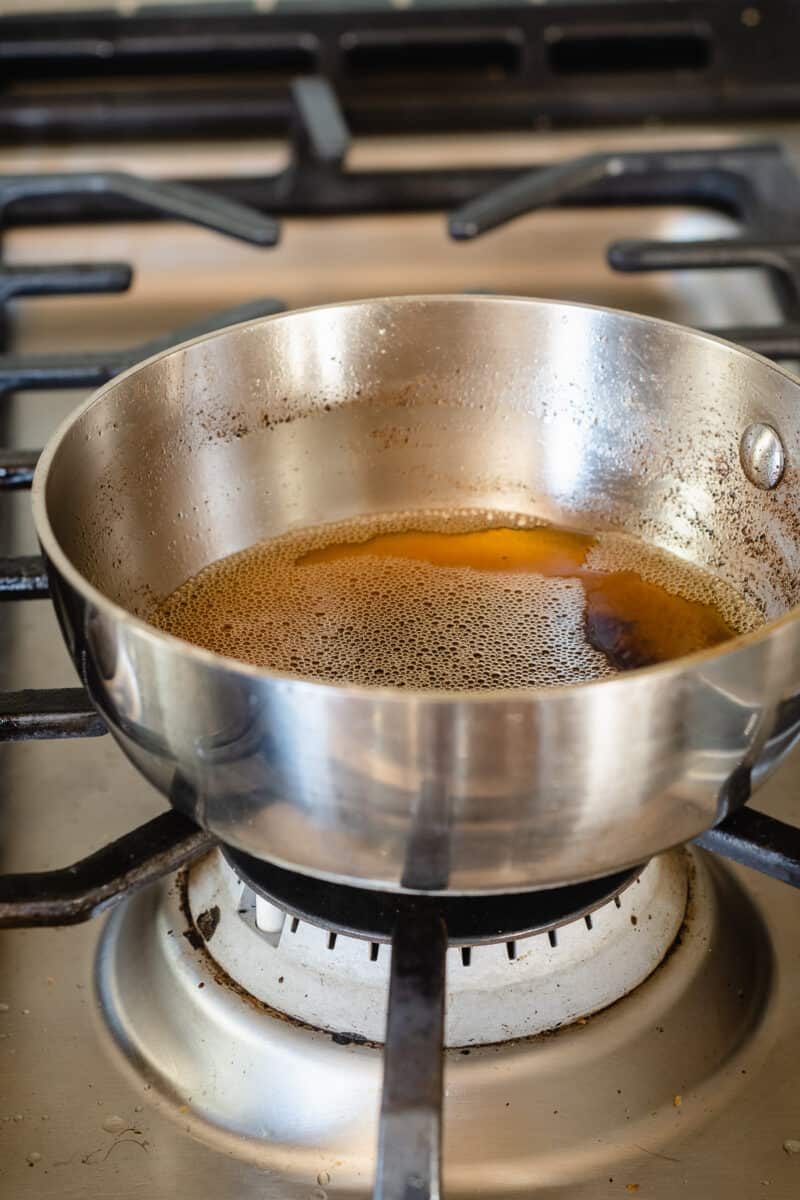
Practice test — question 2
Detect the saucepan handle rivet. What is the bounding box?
[739,422,786,490]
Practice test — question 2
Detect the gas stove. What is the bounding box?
[3,4,800,1198]
[94,847,760,1190]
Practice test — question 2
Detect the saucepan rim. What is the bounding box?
[31,293,800,703]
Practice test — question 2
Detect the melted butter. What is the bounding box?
[302,525,737,670]
[151,511,759,688]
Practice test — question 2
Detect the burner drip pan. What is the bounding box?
[95,848,773,1187]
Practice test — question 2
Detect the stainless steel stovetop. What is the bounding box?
[2,119,800,1198]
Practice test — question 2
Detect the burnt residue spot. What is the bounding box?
[331,1031,369,1047]
[176,869,383,1046]
[585,609,656,672]
[182,927,204,951]
[196,905,221,943]
[581,558,741,674]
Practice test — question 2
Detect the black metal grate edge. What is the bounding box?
[0,810,215,928]
[0,802,797,930]
[0,688,105,741]
[1,3,800,141]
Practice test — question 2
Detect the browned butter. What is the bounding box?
[150,510,759,688]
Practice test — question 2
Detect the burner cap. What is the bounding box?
[223,848,641,945]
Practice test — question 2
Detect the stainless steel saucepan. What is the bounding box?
[32,295,800,895]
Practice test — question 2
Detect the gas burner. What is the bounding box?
[223,847,641,945]
[189,849,686,1046]
[95,848,771,1187]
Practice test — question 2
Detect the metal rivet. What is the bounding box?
[739,423,785,489]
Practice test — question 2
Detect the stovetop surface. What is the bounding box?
[2,118,800,1197]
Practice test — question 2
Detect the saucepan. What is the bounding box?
[31,296,800,895]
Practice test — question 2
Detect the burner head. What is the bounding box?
[223,847,641,945]
[183,848,690,1046]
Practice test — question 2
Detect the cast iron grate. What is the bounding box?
[1,3,800,140]
[0,162,283,921]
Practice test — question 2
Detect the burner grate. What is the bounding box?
[0,170,278,245]
[0,447,37,490]
[449,143,800,358]
[0,687,105,740]
[697,807,800,889]
[0,295,286,409]
[0,810,213,929]
[1,4,799,141]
